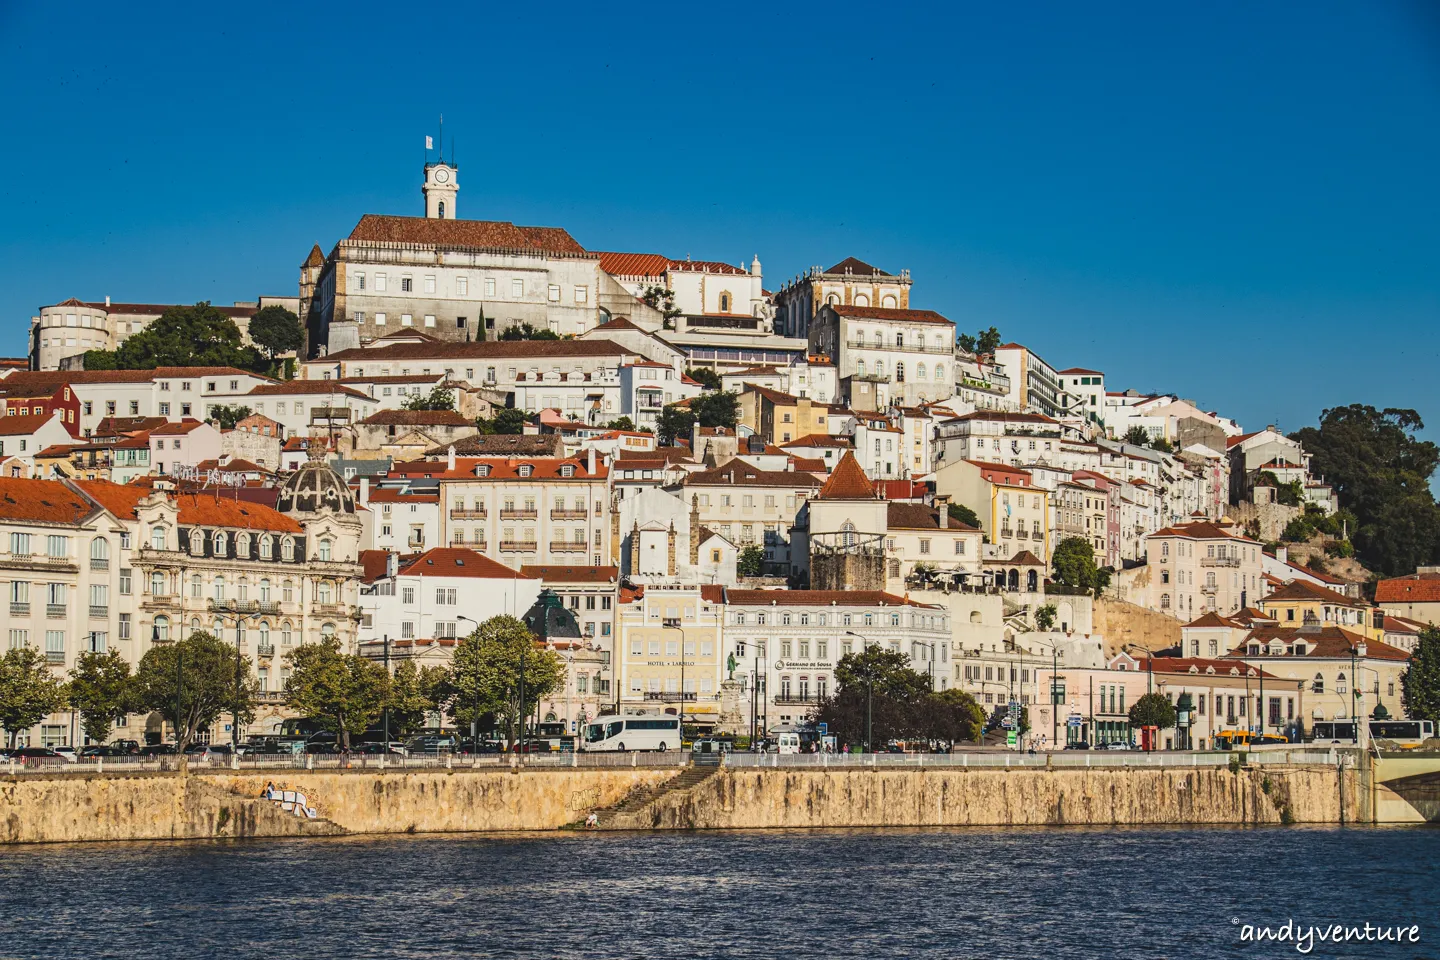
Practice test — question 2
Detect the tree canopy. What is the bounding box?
[817,648,983,747]
[656,406,696,447]
[129,631,257,752]
[957,326,1002,356]
[208,404,253,430]
[498,322,560,341]
[444,616,564,743]
[403,386,456,411]
[0,647,67,748]
[737,545,764,577]
[1122,425,1151,447]
[1401,627,1440,726]
[475,408,529,435]
[1289,406,1440,576]
[67,650,134,744]
[247,305,305,359]
[284,639,390,749]
[82,302,266,373]
[1128,692,1177,730]
[1052,536,1109,595]
[686,367,722,390]
[948,502,981,529]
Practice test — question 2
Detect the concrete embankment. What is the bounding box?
[0,764,1357,845]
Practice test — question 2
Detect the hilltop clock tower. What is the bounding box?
[423,161,458,219]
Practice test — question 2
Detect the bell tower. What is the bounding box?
[423,162,458,219]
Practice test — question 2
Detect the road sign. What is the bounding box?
[818,722,828,736]
[1000,718,1015,730]
[1067,716,1083,728]
[1006,732,1018,746]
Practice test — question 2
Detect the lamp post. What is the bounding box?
[846,631,875,752]
[161,624,183,746]
[381,634,391,748]
[1350,640,1367,746]
[1123,643,1156,696]
[209,601,263,748]
[749,639,767,749]
[1029,637,1066,750]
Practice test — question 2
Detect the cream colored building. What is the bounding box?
[616,583,726,732]
[1143,520,1263,622]
[681,462,820,575]
[774,257,913,340]
[808,303,957,409]
[934,458,1051,565]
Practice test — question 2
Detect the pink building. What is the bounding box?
[148,419,222,476]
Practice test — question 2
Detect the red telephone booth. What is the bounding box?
[1139,725,1159,752]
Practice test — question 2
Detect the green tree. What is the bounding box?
[1034,604,1057,632]
[0,647,67,748]
[445,616,564,745]
[737,544,765,577]
[956,332,977,354]
[924,688,987,742]
[67,649,134,744]
[1122,425,1151,447]
[386,661,447,735]
[1401,627,1440,726]
[85,303,263,372]
[691,391,739,429]
[1128,692,1177,731]
[835,646,931,702]
[247,304,305,360]
[475,408,529,435]
[208,404,253,430]
[656,405,697,447]
[948,502,981,529]
[403,386,456,411]
[686,367,722,390]
[130,632,257,752]
[975,326,1002,356]
[284,639,390,750]
[1052,536,1105,595]
[640,285,681,324]
[1282,516,1317,543]
[1290,406,1440,576]
[499,321,560,341]
[1149,435,1174,453]
[603,416,637,432]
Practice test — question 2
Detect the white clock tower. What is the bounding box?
[423,161,458,219]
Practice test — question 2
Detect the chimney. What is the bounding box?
[446,444,456,472]
[359,477,370,506]
[1276,545,1287,565]
[936,494,950,528]
[105,295,110,307]
[386,552,398,578]
[587,446,597,474]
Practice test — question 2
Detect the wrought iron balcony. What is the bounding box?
[89,604,109,619]
[210,599,282,616]
[46,604,67,619]
[257,644,276,658]
[550,509,588,519]
[499,509,538,520]
[549,541,588,553]
[10,602,29,616]
[448,508,488,519]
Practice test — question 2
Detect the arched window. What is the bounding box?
[153,615,170,642]
[317,582,333,604]
[1336,672,1347,694]
[1206,572,1217,588]
[841,520,857,548]
[213,531,226,556]
[854,294,869,307]
[260,579,271,602]
[872,331,883,347]
[719,293,731,312]
[320,622,336,639]
[281,622,293,646]
[236,622,245,648]
[934,364,945,381]
[1027,569,1038,592]
[237,577,249,601]
[213,575,226,601]
[875,360,885,378]
[190,574,201,598]
[237,533,250,558]
[259,622,270,648]
[90,538,109,565]
[150,572,166,596]
[190,618,201,632]
[259,535,273,559]
[896,332,904,347]
[281,538,294,561]
[1161,543,1170,557]
[856,360,866,377]
[916,363,927,380]
[150,526,167,551]
[896,362,905,383]
[1312,673,1325,694]
[826,294,839,305]
[191,531,204,554]
[882,295,896,308]
[437,201,446,219]
[1161,570,1170,584]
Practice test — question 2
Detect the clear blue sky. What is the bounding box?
[1,1,1437,441]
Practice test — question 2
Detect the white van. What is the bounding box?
[777,732,800,754]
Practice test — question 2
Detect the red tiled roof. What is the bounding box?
[359,549,391,583]
[193,458,270,474]
[150,419,208,436]
[0,477,96,524]
[825,257,892,276]
[1008,550,1045,566]
[0,413,61,436]
[740,382,801,405]
[595,252,670,278]
[249,381,372,401]
[322,339,631,364]
[948,410,1059,425]
[1057,368,1104,376]
[0,368,269,396]
[73,480,303,532]
[1150,657,1278,680]
[1184,612,1242,629]
[304,244,325,268]
[387,456,607,481]
[519,565,620,583]
[781,434,852,449]
[723,589,939,608]
[1260,580,1366,608]
[830,305,952,326]
[964,460,1033,485]
[817,451,874,499]
[358,409,473,427]
[1381,614,1427,635]
[425,434,562,458]
[1231,626,1409,661]
[347,214,586,254]
[686,462,821,489]
[886,501,978,532]
[1149,520,1254,542]
[1375,574,1440,605]
[396,548,533,579]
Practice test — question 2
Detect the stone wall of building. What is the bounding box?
[1093,595,1183,655]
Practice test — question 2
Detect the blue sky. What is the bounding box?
[1,1,1437,441]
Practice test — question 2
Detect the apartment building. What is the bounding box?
[774,257,913,340]
[359,547,542,648]
[737,384,831,446]
[615,583,726,732]
[934,458,1051,565]
[681,462,820,575]
[1141,520,1263,622]
[807,303,956,409]
[932,411,1066,468]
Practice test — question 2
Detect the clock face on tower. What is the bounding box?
[434,167,450,183]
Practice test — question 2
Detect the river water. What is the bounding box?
[1,826,1436,959]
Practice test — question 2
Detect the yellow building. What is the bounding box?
[1258,579,1378,638]
[935,458,1051,564]
[736,384,830,446]
[616,583,726,731]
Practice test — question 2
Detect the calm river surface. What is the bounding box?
[1,826,1437,959]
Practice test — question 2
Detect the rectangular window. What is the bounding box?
[575,285,588,304]
[424,276,436,294]
[375,312,386,326]
[456,276,469,296]
[118,568,132,595]
[511,279,524,298]
[547,284,561,302]
[424,315,435,327]
[401,276,413,292]
[401,315,413,326]
[485,278,496,296]
[402,587,415,604]
[375,273,387,292]
[118,614,131,640]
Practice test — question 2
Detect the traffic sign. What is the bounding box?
[818,722,828,736]
[1067,716,1083,728]
[1006,732,1018,746]
[1000,718,1015,730]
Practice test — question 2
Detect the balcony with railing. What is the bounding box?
[89,604,108,619]
[500,509,538,520]
[45,651,65,664]
[257,643,275,658]
[499,541,538,553]
[10,602,29,616]
[0,553,78,574]
[46,604,67,619]
[1201,557,1241,568]
[549,541,589,554]
[846,339,951,356]
[210,599,282,616]
[450,537,488,551]
[448,507,488,519]
[89,557,110,571]
[312,603,351,618]
[550,509,589,520]
[772,694,823,705]
[643,691,697,702]
[407,536,426,550]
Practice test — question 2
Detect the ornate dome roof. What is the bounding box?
[277,459,355,515]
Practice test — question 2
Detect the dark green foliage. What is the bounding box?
[247,305,304,358]
[130,632,258,752]
[1290,406,1440,576]
[656,406,696,447]
[737,545,765,577]
[67,650,134,744]
[691,391,739,429]
[948,502,981,528]
[402,386,456,411]
[82,303,266,373]
[498,322,560,341]
[1122,425,1151,447]
[957,326,1002,356]
[1035,604,1057,631]
[1128,692,1177,730]
[1401,627,1440,726]
[1052,536,1107,595]
[686,367,722,390]
[814,646,985,745]
[208,405,252,430]
[475,408,529,435]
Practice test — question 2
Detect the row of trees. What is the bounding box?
[810,647,987,746]
[82,303,303,376]
[0,616,564,752]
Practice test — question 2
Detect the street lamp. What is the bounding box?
[455,614,510,755]
[846,631,876,752]
[749,639,767,749]
[1350,640,1367,746]
[1122,643,1156,695]
[1028,636,1066,749]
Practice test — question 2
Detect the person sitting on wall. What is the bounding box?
[261,781,277,800]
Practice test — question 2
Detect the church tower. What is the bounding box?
[423,161,458,219]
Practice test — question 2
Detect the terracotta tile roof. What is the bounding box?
[724,589,939,608]
[781,434,853,449]
[1184,612,1242,629]
[595,252,671,277]
[193,458,270,474]
[388,456,607,481]
[817,451,875,499]
[359,549,391,583]
[396,548,534,579]
[1375,574,1440,605]
[0,369,268,396]
[1057,368,1104,376]
[1260,580,1366,608]
[360,488,437,504]
[95,416,168,437]
[323,339,631,364]
[788,456,827,473]
[1150,657,1278,680]
[36,444,80,458]
[0,477,96,524]
[0,413,61,436]
[424,434,562,458]
[685,462,821,489]
[249,381,372,401]
[1381,614,1427,635]
[359,409,473,427]
[1008,550,1045,566]
[830,305,952,326]
[886,502,978,532]
[304,244,325,268]
[338,374,447,385]
[964,460,1033,485]
[1231,626,1409,661]
[825,257,892,276]
[519,565,620,583]
[72,480,303,532]
[150,419,208,436]
[346,214,586,254]
[740,382,801,405]
[1149,520,1253,542]
[617,446,694,464]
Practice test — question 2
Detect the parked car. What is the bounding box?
[1063,742,1092,751]
[1097,741,1131,751]
[405,735,459,755]
[184,744,236,762]
[139,744,178,757]
[8,747,67,766]
[52,745,79,763]
[110,739,141,755]
[80,744,127,758]
[353,741,408,756]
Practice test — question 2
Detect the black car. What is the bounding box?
[1063,742,1092,751]
[8,747,67,765]
[139,744,178,757]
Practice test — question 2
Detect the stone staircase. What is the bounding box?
[587,765,721,830]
